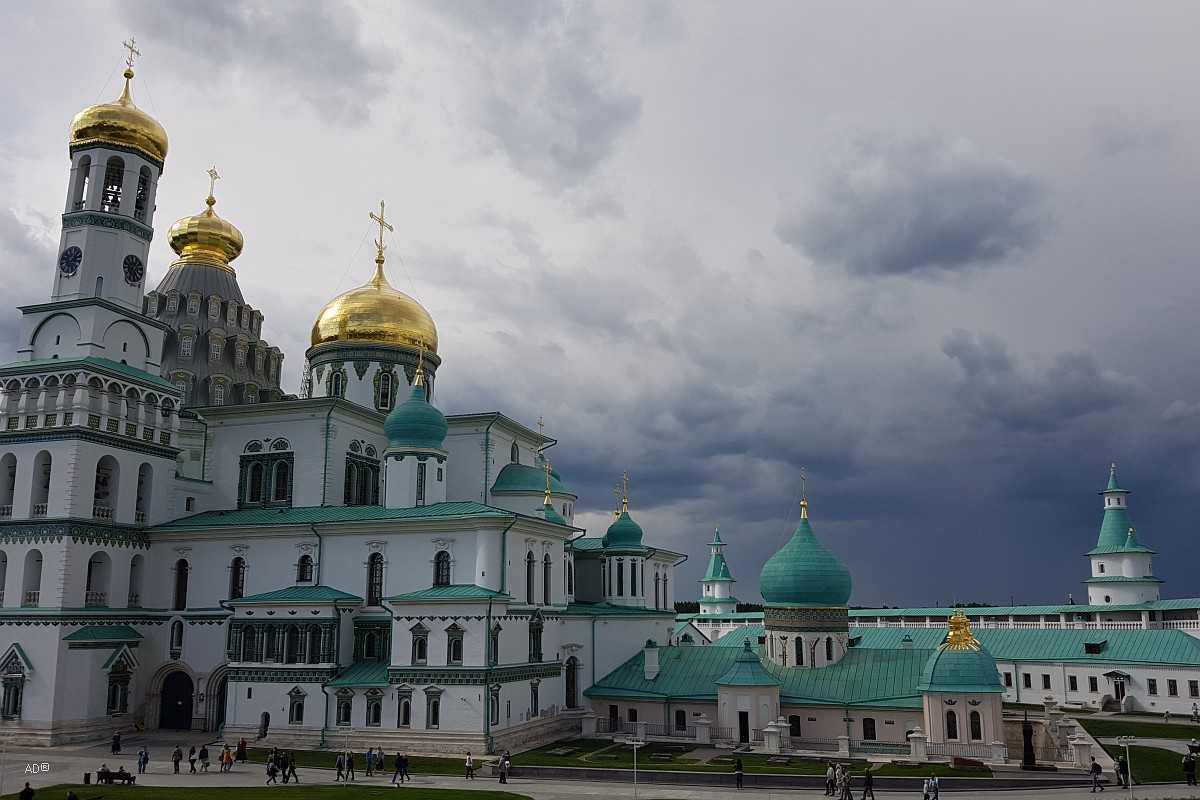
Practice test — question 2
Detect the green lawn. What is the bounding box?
[1101,745,1188,784]
[246,748,463,776]
[1081,718,1200,740]
[1,787,530,800]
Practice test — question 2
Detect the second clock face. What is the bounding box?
[123,254,144,285]
[59,246,83,276]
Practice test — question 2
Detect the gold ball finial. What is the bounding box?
[943,609,981,651]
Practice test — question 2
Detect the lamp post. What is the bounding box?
[1116,735,1135,800]
[628,738,645,800]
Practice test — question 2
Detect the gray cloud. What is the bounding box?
[123,0,393,125]
[942,330,1138,433]
[0,210,54,361]
[424,1,641,189]
[776,134,1050,278]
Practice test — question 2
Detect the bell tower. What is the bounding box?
[55,38,167,311]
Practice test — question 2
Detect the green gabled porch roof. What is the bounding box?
[63,624,143,642]
[1,642,33,671]
[711,625,766,648]
[0,356,178,392]
[327,661,389,688]
[853,626,1200,667]
[229,585,363,605]
[388,585,510,602]
[154,501,512,529]
[568,537,605,552]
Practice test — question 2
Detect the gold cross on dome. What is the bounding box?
[370,200,394,254]
[799,466,808,500]
[122,36,141,69]
[206,166,221,198]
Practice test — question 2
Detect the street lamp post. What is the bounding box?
[1116,735,1136,800]
[628,738,645,800]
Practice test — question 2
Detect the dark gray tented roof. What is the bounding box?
[155,263,245,303]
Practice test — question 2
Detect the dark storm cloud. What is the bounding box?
[123,0,392,125]
[0,210,53,360]
[776,134,1050,278]
[424,1,642,189]
[942,330,1137,433]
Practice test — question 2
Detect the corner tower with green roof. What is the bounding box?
[759,497,853,669]
[1086,464,1161,605]
[699,528,738,615]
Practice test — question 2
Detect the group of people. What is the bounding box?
[264,747,301,784]
[94,763,136,784]
[822,762,885,800]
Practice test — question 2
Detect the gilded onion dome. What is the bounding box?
[167,191,245,271]
[311,259,438,352]
[69,68,169,165]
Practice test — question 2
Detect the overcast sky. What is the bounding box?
[3,1,1199,608]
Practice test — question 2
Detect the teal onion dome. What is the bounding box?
[759,499,851,606]
[604,504,644,548]
[917,610,1004,693]
[384,377,447,450]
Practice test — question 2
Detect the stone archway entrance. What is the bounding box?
[159,670,194,730]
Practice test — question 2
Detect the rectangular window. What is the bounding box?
[1148,678,1158,696]
[1068,675,1078,692]
[179,337,193,358]
[212,382,225,406]
[416,462,426,506]
[1190,680,1199,698]
[1089,676,1099,693]
[1023,673,1032,689]
[1003,672,1013,687]
[187,295,200,315]
[227,305,238,326]
[210,341,222,361]
[1041,674,1051,690]
[531,684,540,718]
[208,298,220,319]
[1169,679,1179,697]
[627,707,637,723]
[167,293,179,313]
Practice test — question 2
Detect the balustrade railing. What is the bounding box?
[92,503,113,520]
[926,741,999,760]
[127,593,141,608]
[0,505,10,518]
[85,591,108,608]
[31,503,47,517]
[134,511,146,525]
[22,590,39,608]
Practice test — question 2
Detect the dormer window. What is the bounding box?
[166,292,180,314]
[1098,563,1105,574]
[186,294,200,315]
[179,336,194,359]
[208,296,221,320]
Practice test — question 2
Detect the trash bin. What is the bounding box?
[83,772,91,784]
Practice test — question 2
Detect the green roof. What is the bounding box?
[587,642,928,708]
[759,507,851,607]
[154,501,512,529]
[63,624,143,642]
[677,611,764,621]
[1094,466,1141,552]
[558,601,674,617]
[1083,575,1164,584]
[541,501,567,526]
[917,641,1004,694]
[702,548,734,583]
[716,641,782,687]
[854,627,1200,667]
[0,356,177,392]
[711,625,766,648]
[604,510,644,548]
[230,585,363,604]
[384,382,448,451]
[569,537,605,552]
[491,463,573,496]
[850,597,1200,617]
[327,661,389,688]
[1105,465,1128,493]
[388,585,509,602]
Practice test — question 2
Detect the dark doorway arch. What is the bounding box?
[259,711,270,739]
[159,671,194,730]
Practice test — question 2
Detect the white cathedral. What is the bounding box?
[0,55,685,750]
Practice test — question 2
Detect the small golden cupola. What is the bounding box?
[310,202,438,353]
[166,168,245,271]
[69,52,168,166]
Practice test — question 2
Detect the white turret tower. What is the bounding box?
[699,528,738,615]
[1085,464,1162,605]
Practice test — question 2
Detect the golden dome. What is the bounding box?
[311,258,438,352]
[167,193,245,272]
[69,69,168,164]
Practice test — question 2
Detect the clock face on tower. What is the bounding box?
[58,246,83,276]
[123,254,145,285]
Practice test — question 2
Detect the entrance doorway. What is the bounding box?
[159,671,194,730]
[1114,679,1126,701]
[259,711,270,738]
[738,711,750,743]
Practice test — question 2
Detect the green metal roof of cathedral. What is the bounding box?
[604,506,644,549]
[228,585,363,604]
[915,611,1004,694]
[1092,465,1146,553]
[384,375,447,451]
[759,499,851,607]
[388,584,510,602]
[63,624,143,642]
[154,501,511,529]
[716,640,782,687]
[491,463,572,495]
[702,529,734,582]
[0,356,178,392]
[327,661,389,688]
[541,500,567,526]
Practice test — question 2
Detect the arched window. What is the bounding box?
[377,372,393,410]
[525,551,536,604]
[510,442,519,463]
[862,717,877,740]
[795,636,805,666]
[127,554,143,607]
[247,463,264,503]
[229,557,246,600]
[306,626,321,664]
[330,371,344,398]
[663,575,668,605]
[969,710,983,741]
[427,696,441,729]
[654,573,660,609]
[273,461,290,501]
[825,636,833,663]
[566,656,580,709]
[344,462,357,505]
[134,166,151,222]
[617,559,625,596]
[241,627,257,662]
[366,552,384,606]
[21,549,43,607]
[411,625,428,664]
[543,554,552,605]
[398,697,411,727]
[433,551,451,587]
[489,625,501,666]
[446,625,464,664]
[286,626,301,663]
[528,615,544,662]
[173,559,189,610]
[170,620,184,656]
[72,155,91,210]
[364,632,379,660]
[135,463,153,522]
[93,455,120,520]
[945,710,959,740]
[567,561,574,595]
[101,156,124,212]
[296,554,314,583]
[630,560,637,596]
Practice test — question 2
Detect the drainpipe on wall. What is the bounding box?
[498,517,516,595]
[484,597,494,753]
[320,400,336,505]
[310,526,324,584]
[319,685,332,749]
[481,417,498,502]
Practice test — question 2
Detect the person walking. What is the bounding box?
[1090,757,1105,792]
[840,768,854,800]
[734,757,744,790]
[346,750,357,782]
[392,752,406,784]
[335,752,345,782]
[367,747,376,777]
[17,782,34,800]
[136,747,147,774]
[289,752,300,784]
[265,760,278,785]
[825,762,836,796]
[188,745,197,773]
[171,745,183,774]
[1184,753,1197,786]
[498,752,508,784]
[862,765,875,800]
[503,751,512,781]
[1115,755,1128,787]
[111,732,122,755]
[931,774,940,800]
[237,738,248,763]
[465,751,475,780]
[223,746,234,773]
[199,745,210,772]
